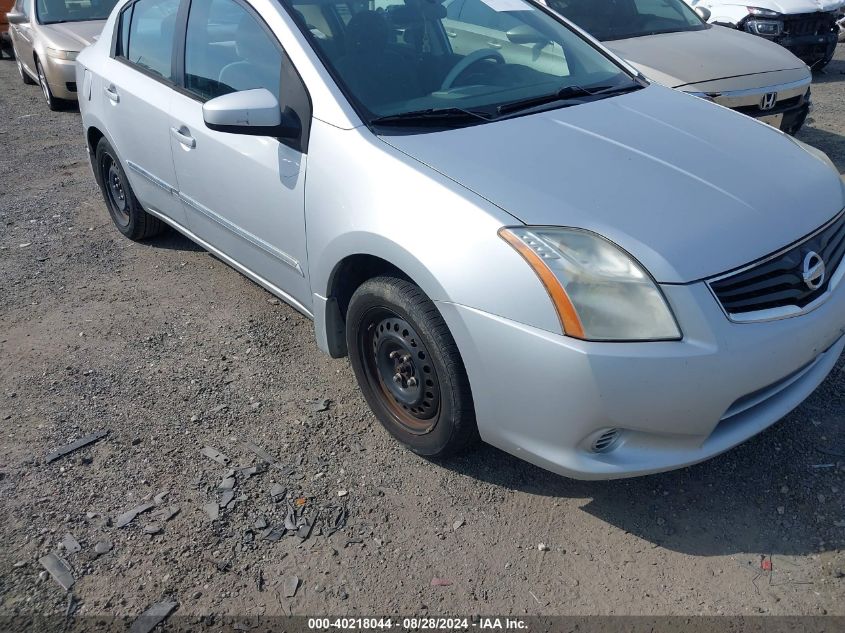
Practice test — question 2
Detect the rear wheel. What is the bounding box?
[94,137,165,241]
[18,58,36,85]
[347,276,478,457]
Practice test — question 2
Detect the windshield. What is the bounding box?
[281,0,639,126]
[37,0,119,24]
[545,0,706,41]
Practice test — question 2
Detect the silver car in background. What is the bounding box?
[7,0,118,110]
[540,0,812,133]
[76,0,845,479]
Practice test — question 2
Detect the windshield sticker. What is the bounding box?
[479,0,534,11]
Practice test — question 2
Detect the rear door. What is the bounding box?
[167,0,311,310]
[99,0,188,225]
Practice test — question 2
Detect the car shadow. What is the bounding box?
[433,355,844,558]
[811,53,845,85]
[144,227,206,252]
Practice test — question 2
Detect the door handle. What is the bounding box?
[486,41,503,49]
[171,126,196,149]
[103,85,119,103]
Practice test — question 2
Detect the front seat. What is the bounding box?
[334,10,422,109]
[218,15,281,96]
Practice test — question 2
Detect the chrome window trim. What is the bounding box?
[706,208,845,324]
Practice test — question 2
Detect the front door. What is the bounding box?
[169,0,310,310]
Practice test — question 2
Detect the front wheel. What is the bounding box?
[36,58,67,111]
[346,276,478,457]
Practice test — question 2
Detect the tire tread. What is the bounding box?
[348,276,479,457]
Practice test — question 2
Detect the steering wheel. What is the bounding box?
[440,49,505,91]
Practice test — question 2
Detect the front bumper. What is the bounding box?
[42,55,78,101]
[437,276,845,480]
[776,32,838,68]
[744,15,838,67]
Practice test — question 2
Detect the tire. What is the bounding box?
[94,137,165,241]
[36,58,68,111]
[346,276,478,457]
[18,57,36,84]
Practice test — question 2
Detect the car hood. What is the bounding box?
[708,0,845,12]
[380,85,844,283]
[40,20,105,50]
[607,26,806,88]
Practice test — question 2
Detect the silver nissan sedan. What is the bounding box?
[76,0,845,479]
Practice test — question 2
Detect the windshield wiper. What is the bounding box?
[370,107,494,127]
[589,84,644,97]
[496,85,595,116]
[496,83,642,116]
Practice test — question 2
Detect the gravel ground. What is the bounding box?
[1,47,844,623]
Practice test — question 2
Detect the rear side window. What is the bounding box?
[117,0,181,80]
[184,0,282,101]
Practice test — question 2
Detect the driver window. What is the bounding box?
[184,0,283,101]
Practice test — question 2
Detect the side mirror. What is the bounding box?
[203,88,300,139]
[6,11,28,24]
[695,6,711,22]
[506,25,551,46]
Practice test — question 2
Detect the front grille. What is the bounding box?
[782,12,837,37]
[710,211,845,316]
[734,94,802,116]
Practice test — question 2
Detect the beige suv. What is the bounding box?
[7,0,117,110]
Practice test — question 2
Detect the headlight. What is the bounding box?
[746,7,780,17]
[46,48,78,60]
[500,227,681,342]
[745,19,782,35]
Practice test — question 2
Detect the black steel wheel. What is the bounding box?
[362,309,442,434]
[94,137,165,241]
[347,276,478,457]
[101,154,130,228]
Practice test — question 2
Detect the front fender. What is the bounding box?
[304,120,564,355]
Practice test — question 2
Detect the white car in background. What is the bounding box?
[542,0,812,133]
[690,0,845,69]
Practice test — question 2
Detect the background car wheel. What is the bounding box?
[94,137,165,241]
[347,276,478,457]
[18,58,36,84]
[35,58,67,111]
